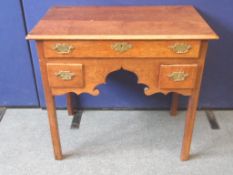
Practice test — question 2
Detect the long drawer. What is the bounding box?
[43,40,201,58]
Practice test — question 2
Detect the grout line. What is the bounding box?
[0,107,7,122]
[71,111,83,129]
[205,110,220,129]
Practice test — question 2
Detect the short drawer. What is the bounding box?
[159,64,198,89]
[43,40,201,58]
[47,63,84,88]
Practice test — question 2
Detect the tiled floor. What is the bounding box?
[0,109,233,175]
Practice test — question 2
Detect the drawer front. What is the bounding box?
[159,64,198,89]
[47,63,84,88]
[43,40,201,58]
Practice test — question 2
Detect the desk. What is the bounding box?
[26,6,218,161]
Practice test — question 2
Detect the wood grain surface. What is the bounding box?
[26,6,218,40]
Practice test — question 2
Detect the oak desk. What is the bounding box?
[27,6,218,161]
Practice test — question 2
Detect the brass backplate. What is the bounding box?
[112,42,132,52]
[55,71,75,80]
[168,71,189,81]
[53,43,75,54]
[169,43,192,54]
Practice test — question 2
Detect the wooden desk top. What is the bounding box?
[27,6,218,40]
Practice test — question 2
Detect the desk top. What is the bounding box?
[26,6,218,40]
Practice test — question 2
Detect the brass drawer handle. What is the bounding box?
[55,71,75,80]
[168,71,189,82]
[53,43,75,54]
[112,42,132,52]
[169,43,192,54]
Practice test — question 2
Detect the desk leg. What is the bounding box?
[67,92,75,116]
[170,93,179,116]
[45,95,63,160]
[36,41,62,160]
[180,41,208,161]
